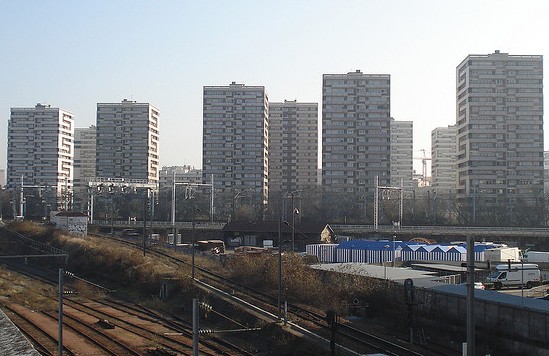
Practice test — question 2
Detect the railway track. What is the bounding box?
[100,234,431,355]
[96,296,254,355]
[2,231,439,355]
[2,259,252,355]
[0,302,75,356]
[41,309,141,355]
[62,297,230,355]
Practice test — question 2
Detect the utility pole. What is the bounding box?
[374,175,403,231]
[143,189,148,256]
[291,192,295,251]
[210,174,214,223]
[172,171,176,249]
[58,268,64,356]
[19,175,24,218]
[192,298,199,356]
[278,215,282,319]
[466,235,475,355]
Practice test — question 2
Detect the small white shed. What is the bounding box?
[52,211,88,236]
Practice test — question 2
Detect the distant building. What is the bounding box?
[73,125,96,211]
[543,151,549,194]
[0,169,5,188]
[456,51,543,211]
[431,125,457,193]
[390,118,413,189]
[222,221,335,251]
[322,70,391,194]
[317,169,322,187]
[159,165,202,190]
[202,82,269,215]
[7,103,74,211]
[51,211,88,236]
[96,99,160,184]
[268,100,318,199]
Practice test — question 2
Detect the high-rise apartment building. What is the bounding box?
[268,100,318,198]
[202,82,269,211]
[390,118,413,189]
[544,152,549,195]
[322,70,391,193]
[96,100,160,183]
[431,125,457,192]
[7,103,74,210]
[73,125,97,210]
[456,51,543,206]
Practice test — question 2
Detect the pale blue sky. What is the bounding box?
[1,0,547,173]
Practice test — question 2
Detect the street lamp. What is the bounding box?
[109,199,115,236]
[291,208,299,251]
[383,245,390,280]
[521,256,524,304]
[392,235,396,268]
[192,210,196,280]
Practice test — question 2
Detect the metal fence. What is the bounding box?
[331,224,549,237]
[93,219,226,230]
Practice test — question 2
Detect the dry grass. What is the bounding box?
[0,266,57,311]
[8,222,196,300]
[224,252,406,321]
[7,222,406,324]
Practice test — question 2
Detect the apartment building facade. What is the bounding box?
[73,125,97,211]
[431,125,457,193]
[322,70,391,194]
[456,51,544,212]
[268,100,318,199]
[544,151,549,196]
[390,118,413,189]
[96,100,160,184]
[7,103,74,211]
[202,82,269,214]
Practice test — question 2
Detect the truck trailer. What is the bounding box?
[487,263,541,290]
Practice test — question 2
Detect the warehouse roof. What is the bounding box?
[311,262,439,281]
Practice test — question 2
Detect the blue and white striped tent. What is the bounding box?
[306,240,493,264]
[401,245,424,261]
[305,244,338,262]
[336,240,403,263]
[447,245,467,261]
[454,243,497,261]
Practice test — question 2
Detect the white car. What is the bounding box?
[459,282,485,290]
[474,282,485,290]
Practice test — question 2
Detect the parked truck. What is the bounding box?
[487,263,541,290]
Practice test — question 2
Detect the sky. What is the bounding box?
[1,0,548,175]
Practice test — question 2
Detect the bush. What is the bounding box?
[225,252,405,318]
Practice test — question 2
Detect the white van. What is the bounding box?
[487,263,541,290]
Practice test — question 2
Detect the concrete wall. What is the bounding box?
[414,287,549,353]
